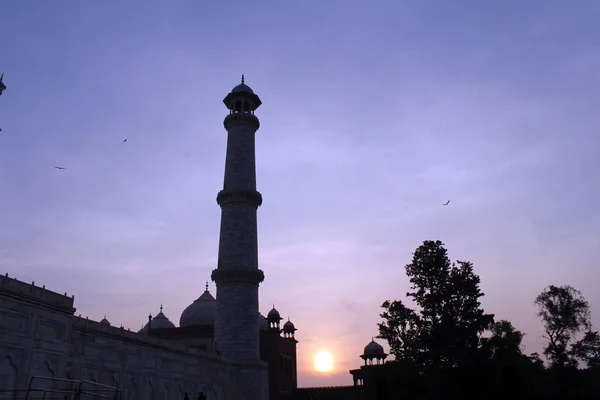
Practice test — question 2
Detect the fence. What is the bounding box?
[0,376,121,400]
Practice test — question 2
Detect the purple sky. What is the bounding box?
[1,0,599,387]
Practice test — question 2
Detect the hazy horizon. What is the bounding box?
[1,0,599,387]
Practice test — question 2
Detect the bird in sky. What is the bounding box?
[54,166,65,170]
[443,200,450,206]
[123,139,127,142]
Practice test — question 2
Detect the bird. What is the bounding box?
[123,139,127,142]
[54,166,65,170]
[443,200,450,206]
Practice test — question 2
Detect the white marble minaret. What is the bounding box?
[211,75,265,362]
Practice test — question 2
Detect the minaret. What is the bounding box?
[211,75,264,360]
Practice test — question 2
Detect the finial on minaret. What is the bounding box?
[205,281,209,291]
[160,304,163,313]
[241,74,245,84]
[104,314,107,319]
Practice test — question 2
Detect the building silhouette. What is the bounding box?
[0,77,298,400]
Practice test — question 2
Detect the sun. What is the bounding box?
[314,351,334,372]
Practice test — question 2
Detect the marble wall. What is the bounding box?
[0,276,268,400]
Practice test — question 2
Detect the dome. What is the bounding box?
[179,285,216,327]
[267,306,282,322]
[363,339,385,357]
[138,306,176,334]
[151,311,176,329]
[223,75,262,110]
[258,313,268,331]
[231,82,254,94]
[100,315,110,325]
[283,319,296,333]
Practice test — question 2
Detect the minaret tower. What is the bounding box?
[211,75,265,361]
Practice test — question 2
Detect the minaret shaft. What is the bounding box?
[223,124,257,191]
[212,87,264,361]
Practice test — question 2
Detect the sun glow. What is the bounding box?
[313,351,334,372]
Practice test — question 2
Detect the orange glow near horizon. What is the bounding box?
[313,351,334,372]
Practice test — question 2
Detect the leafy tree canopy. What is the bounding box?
[378,240,494,369]
[570,330,600,369]
[534,285,591,369]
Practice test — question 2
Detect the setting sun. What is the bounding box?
[313,351,334,372]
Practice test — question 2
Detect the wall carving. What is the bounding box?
[31,353,57,391]
[84,369,98,383]
[0,310,30,335]
[125,373,139,400]
[34,319,65,342]
[147,377,156,400]
[64,364,75,380]
[0,355,18,392]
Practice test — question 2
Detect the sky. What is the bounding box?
[1,0,599,388]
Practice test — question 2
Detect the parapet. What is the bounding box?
[72,316,219,359]
[0,273,75,312]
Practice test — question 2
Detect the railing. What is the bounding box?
[0,376,123,400]
[0,376,211,400]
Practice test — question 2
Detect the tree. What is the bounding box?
[534,285,591,369]
[378,300,421,361]
[378,240,494,368]
[481,320,525,361]
[527,352,545,369]
[570,330,600,369]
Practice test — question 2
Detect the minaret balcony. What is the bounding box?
[211,268,265,285]
[217,189,263,207]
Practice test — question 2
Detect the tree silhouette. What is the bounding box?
[481,320,525,362]
[378,240,494,369]
[534,285,591,369]
[570,330,600,368]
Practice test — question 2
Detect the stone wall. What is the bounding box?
[0,275,269,400]
[0,274,75,395]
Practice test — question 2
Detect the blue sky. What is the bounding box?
[1,0,599,387]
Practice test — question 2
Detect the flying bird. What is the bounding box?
[443,200,450,206]
[123,139,127,142]
[54,166,65,170]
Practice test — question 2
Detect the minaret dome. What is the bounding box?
[223,74,262,114]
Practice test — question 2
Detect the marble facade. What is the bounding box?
[0,273,268,399]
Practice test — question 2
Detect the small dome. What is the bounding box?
[231,82,254,94]
[267,306,282,322]
[151,311,176,329]
[258,313,268,331]
[363,339,385,357]
[100,315,110,325]
[283,319,296,333]
[138,306,176,334]
[179,284,216,327]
